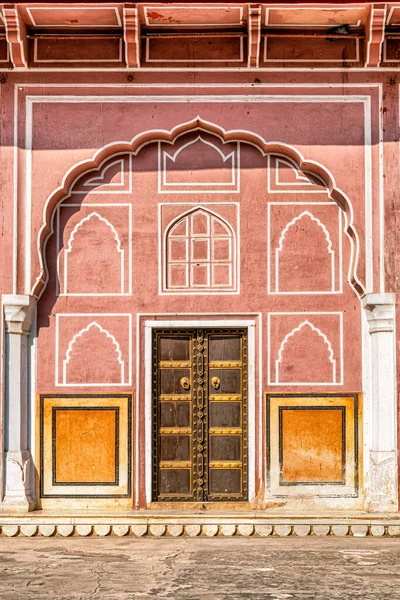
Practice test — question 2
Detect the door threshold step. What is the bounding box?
[0,512,400,537]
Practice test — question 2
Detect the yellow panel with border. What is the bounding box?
[39,394,132,506]
[266,394,360,498]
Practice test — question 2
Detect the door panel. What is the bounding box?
[209,402,241,428]
[209,369,241,394]
[153,328,248,502]
[154,333,194,499]
[209,335,241,361]
[159,336,190,361]
[160,402,191,428]
[160,369,191,395]
[209,469,242,495]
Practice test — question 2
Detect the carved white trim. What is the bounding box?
[71,156,132,194]
[62,321,125,385]
[268,155,328,194]
[159,137,240,193]
[3,294,36,336]
[276,157,315,185]
[63,212,124,295]
[162,206,237,293]
[3,517,400,537]
[275,320,336,384]
[84,158,123,187]
[275,210,335,293]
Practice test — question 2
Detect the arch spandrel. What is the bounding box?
[32,117,364,299]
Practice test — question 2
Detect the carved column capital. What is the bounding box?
[3,294,36,336]
[362,293,396,333]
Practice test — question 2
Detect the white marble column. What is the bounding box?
[2,294,36,511]
[363,293,398,512]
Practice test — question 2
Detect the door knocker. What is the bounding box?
[211,377,221,390]
[180,377,190,390]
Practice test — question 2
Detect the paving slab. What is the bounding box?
[0,537,399,600]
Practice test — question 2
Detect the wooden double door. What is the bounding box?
[152,328,248,502]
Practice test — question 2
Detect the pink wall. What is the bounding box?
[0,68,396,505]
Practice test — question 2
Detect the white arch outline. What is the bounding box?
[83,157,125,188]
[276,157,315,186]
[275,210,335,292]
[269,155,328,193]
[34,115,364,300]
[70,156,132,195]
[163,205,236,292]
[275,320,336,384]
[162,135,237,189]
[62,321,125,384]
[63,211,124,294]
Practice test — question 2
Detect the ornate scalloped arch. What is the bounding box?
[32,116,364,299]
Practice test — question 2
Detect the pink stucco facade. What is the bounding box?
[0,2,400,527]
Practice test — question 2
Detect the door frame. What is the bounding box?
[144,319,256,504]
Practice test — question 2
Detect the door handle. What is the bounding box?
[211,377,221,390]
[180,377,190,390]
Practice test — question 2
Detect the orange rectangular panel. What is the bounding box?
[40,394,131,503]
[266,394,360,499]
[280,407,344,484]
[55,408,117,484]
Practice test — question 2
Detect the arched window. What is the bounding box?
[165,208,236,292]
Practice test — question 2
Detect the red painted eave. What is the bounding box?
[7,1,389,4]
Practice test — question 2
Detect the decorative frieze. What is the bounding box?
[0,518,400,537]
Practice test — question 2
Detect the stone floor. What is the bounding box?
[0,537,400,599]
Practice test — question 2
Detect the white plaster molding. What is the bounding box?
[2,294,36,511]
[369,451,398,512]
[275,211,335,293]
[362,293,398,511]
[3,294,35,336]
[1,516,400,537]
[63,212,124,295]
[162,206,238,294]
[2,451,34,512]
[363,293,395,333]
[275,320,336,385]
[160,137,239,194]
[62,321,125,384]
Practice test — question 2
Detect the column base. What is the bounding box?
[2,451,35,512]
[366,450,398,512]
